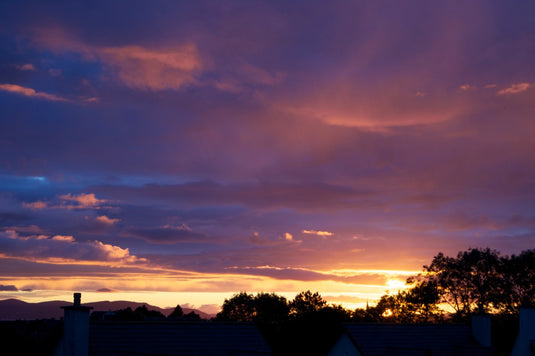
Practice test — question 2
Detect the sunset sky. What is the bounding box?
[1,1,534,314]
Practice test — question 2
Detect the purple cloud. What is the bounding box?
[0,0,534,304]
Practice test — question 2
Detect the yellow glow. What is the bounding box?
[0,253,420,311]
[382,309,393,317]
[386,278,409,292]
[328,269,420,276]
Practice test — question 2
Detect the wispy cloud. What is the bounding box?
[99,44,202,90]
[302,230,333,237]
[31,28,203,91]
[17,64,35,71]
[23,193,107,211]
[22,201,48,210]
[96,288,118,293]
[59,193,106,209]
[95,215,119,226]
[48,68,62,77]
[497,82,532,95]
[0,230,146,265]
[50,235,75,242]
[0,83,68,102]
[458,84,475,91]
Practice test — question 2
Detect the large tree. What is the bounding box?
[507,249,535,309]
[421,248,507,316]
[289,290,327,317]
[216,291,289,323]
[216,292,256,321]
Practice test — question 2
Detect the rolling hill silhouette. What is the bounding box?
[0,299,212,320]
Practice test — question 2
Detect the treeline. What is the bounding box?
[90,304,201,321]
[93,247,535,326]
[213,247,535,355]
[217,248,535,325]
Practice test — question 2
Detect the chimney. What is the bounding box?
[61,293,92,356]
[471,314,492,347]
[511,308,535,356]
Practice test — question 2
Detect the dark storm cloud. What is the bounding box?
[0,284,18,291]
[121,225,209,244]
[93,181,374,212]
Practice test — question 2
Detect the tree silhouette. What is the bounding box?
[508,249,535,309]
[289,290,326,317]
[216,292,255,321]
[168,304,184,319]
[253,292,289,324]
[422,248,506,317]
[403,279,442,323]
[113,305,166,321]
[216,291,289,323]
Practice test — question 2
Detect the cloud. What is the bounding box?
[121,224,208,244]
[0,83,68,102]
[0,230,146,265]
[93,181,372,212]
[17,64,35,71]
[284,232,293,241]
[95,215,119,226]
[96,288,117,292]
[22,201,48,210]
[48,68,62,77]
[1,225,43,235]
[51,235,75,242]
[497,83,532,95]
[31,28,203,91]
[302,230,333,237]
[225,265,397,285]
[59,193,106,209]
[458,84,475,91]
[249,232,289,246]
[0,284,18,291]
[23,193,107,211]
[99,45,202,90]
[1,228,73,242]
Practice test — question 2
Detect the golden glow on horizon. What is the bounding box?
[327,269,421,276]
[0,267,412,311]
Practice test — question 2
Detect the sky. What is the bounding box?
[0,1,534,313]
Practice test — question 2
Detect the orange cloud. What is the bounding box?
[93,241,145,263]
[0,83,68,102]
[0,229,146,266]
[51,235,75,242]
[31,27,202,91]
[99,44,202,90]
[22,201,48,209]
[458,84,475,91]
[59,193,106,209]
[277,92,460,130]
[95,215,119,225]
[302,229,333,237]
[17,63,35,71]
[497,82,532,95]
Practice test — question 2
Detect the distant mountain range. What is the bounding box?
[0,299,213,320]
